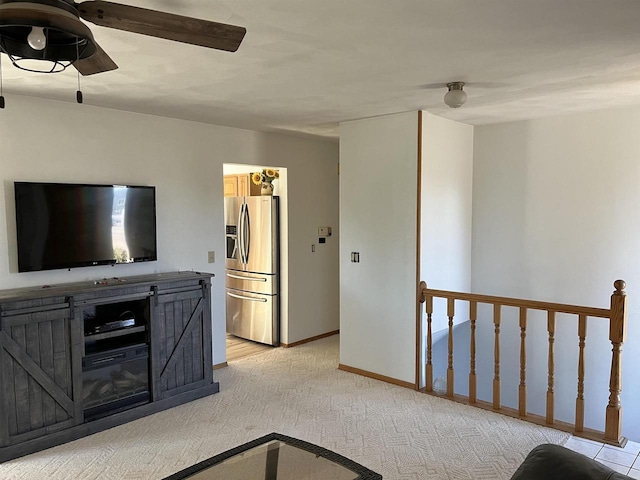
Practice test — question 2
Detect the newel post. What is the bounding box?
[418,281,427,304]
[605,279,627,445]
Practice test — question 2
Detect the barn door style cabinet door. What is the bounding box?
[151,279,213,400]
[0,299,83,448]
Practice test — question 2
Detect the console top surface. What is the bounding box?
[0,271,214,302]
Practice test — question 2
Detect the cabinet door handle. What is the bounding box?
[226,292,268,303]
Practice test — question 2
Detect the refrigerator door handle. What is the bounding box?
[236,204,243,264]
[226,273,267,282]
[243,203,251,264]
[226,291,268,303]
[238,203,246,264]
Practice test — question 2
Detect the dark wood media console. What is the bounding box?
[0,271,218,462]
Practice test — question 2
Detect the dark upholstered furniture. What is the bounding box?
[511,444,633,480]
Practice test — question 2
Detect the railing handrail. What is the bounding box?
[419,280,627,447]
[421,287,611,318]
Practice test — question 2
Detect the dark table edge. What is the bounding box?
[162,432,383,480]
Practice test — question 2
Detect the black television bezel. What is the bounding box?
[14,181,158,273]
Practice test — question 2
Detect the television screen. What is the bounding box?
[15,182,157,272]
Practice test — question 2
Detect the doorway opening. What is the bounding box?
[222,163,289,363]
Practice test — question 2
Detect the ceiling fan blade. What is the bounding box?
[77,1,246,52]
[73,41,118,75]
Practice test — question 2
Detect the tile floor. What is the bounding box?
[564,436,640,478]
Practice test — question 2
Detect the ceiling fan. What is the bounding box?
[0,0,247,75]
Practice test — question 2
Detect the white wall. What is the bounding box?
[0,95,339,365]
[419,112,474,389]
[472,106,640,441]
[339,111,418,384]
[420,112,474,330]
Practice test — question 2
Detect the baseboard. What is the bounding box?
[281,330,339,348]
[338,364,415,389]
[212,362,228,370]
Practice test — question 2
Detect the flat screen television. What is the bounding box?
[15,182,157,272]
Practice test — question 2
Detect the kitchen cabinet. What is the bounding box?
[224,174,261,197]
[237,174,250,196]
[224,175,239,197]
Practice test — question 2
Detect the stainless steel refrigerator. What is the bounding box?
[225,196,279,346]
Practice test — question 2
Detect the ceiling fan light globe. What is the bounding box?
[27,26,46,51]
[444,89,467,108]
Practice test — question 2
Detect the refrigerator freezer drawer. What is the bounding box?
[225,270,277,295]
[226,289,279,346]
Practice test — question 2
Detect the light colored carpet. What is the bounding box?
[0,335,569,479]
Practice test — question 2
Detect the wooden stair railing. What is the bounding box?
[418,280,628,447]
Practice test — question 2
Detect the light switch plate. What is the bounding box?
[207,251,215,263]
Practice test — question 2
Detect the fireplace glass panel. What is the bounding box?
[82,344,149,419]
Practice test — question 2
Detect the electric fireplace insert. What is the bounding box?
[82,297,151,421]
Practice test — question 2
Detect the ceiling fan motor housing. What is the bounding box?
[0,0,96,62]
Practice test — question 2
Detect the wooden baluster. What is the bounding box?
[426,295,433,392]
[519,307,527,417]
[605,280,627,445]
[493,304,501,410]
[447,298,455,397]
[546,311,556,424]
[576,314,587,432]
[469,301,477,404]
[418,281,427,391]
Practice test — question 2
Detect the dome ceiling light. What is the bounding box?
[444,82,467,108]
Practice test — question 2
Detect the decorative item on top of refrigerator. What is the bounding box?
[225,196,279,346]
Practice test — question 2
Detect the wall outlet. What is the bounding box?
[207,251,215,263]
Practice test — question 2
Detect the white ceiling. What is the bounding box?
[4,0,640,140]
